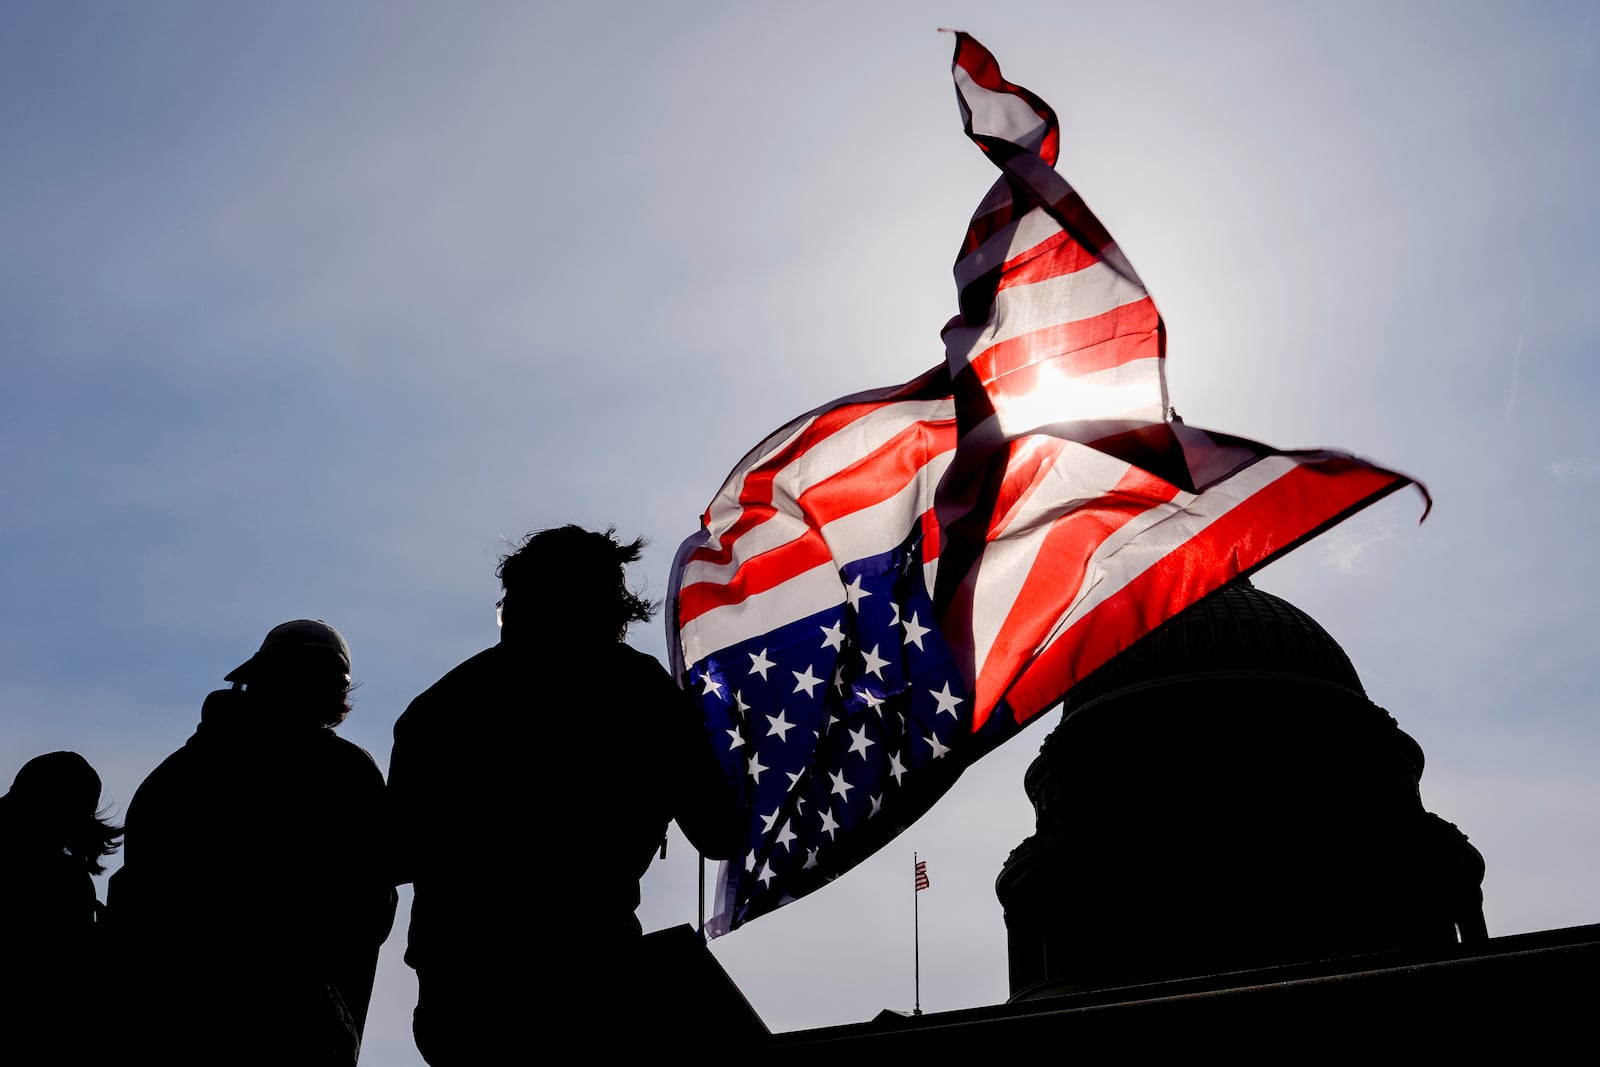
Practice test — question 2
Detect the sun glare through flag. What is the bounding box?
[668,30,1427,937]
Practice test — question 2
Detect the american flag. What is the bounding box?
[915,859,930,892]
[668,31,1427,937]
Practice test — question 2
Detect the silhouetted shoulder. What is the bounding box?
[393,647,502,735]
[610,642,682,690]
[328,733,385,784]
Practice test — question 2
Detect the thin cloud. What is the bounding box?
[1549,458,1600,480]
[1317,522,1397,574]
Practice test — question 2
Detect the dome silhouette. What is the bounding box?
[996,577,1483,999]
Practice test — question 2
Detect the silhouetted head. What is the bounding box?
[496,524,655,646]
[225,619,355,727]
[10,751,101,822]
[5,751,122,873]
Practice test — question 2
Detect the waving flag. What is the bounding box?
[668,31,1427,937]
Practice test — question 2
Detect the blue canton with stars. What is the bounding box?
[685,528,1022,934]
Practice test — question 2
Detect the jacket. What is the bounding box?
[388,638,740,978]
[107,688,396,1065]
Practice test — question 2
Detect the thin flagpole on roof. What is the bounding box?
[913,852,928,1015]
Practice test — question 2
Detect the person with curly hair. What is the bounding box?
[388,524,742,1064]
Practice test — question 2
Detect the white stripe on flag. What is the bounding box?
[953,65,1050,150]
[682,448,956,657]
[953,201,1063,293]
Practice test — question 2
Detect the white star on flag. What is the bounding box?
[902,612,930,650]
[792,666,823,697]
[930,682,964,717]
[820,622,846,650]
[748,648,775,678]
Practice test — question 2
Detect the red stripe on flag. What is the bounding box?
[677,420,958,625]
[1042,186,1119,264]
[950,33,1060,165]
[953,34,1015,96]
[920,506,941,562]
[687,402,898,567]
[999,460,1412,724]
[798,419,956,527]
[677,528,833,623]
[978,435,1068,541]
[689,370,951,563]
[956,218,1077,322]
[961,195,1029,258]
[972,463,1180,726]
[959,296,1161,390]
[687,399,935,570]
[990,226,1106,290]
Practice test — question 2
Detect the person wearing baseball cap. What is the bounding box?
[107,619,395,1066]
[222,619,355,726]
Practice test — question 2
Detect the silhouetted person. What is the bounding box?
[107,620,396,1066]
[0,751,121,1066]
[388,524,742,1064]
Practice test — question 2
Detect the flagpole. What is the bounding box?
[913,851,922,1016]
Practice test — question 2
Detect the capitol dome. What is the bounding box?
[1059,576,1366,710]
[996,577,1484,1001]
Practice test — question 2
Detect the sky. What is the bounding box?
[3,2,1598,1062]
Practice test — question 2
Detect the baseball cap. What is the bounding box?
[224,619,352,685]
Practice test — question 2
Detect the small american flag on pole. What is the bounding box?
[669,30,1426,937]
[915,859,930,892]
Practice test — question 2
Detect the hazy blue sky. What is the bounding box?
[3,3,1597,1063]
